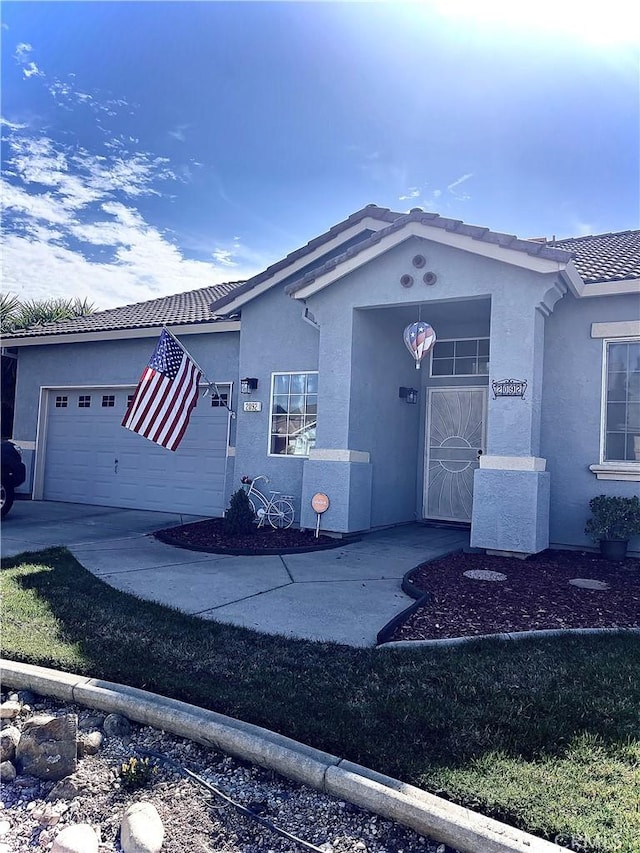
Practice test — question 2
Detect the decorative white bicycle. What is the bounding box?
[241,475,295,529]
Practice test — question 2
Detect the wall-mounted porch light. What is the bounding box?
[399,387,418,404]
[241,377,259,394]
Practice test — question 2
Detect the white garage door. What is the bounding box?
[42,386,230,516]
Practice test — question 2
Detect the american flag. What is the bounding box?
[122,329,202,451]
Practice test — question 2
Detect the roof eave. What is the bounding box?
[5,319,241,348]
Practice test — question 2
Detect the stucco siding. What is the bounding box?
[233,283,320,515]
[541,291,640,551]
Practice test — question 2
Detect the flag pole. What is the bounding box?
[163,326,236,419]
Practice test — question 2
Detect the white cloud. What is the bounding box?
[13,43,42,78]
[14,42,33,62]
[168,125,189,142]
[1,49,268,312]
[23,62,42,79]
[447,173,474,200]
[399,187,421,201]
[1,127,264,310]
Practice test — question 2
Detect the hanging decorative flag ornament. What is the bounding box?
[403,321,436,369]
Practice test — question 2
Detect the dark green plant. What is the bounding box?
[223,487,255,536]
[119,756,157,790]
[585,494,640,542]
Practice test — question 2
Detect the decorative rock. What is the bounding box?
[463,569,508,582]
[0,702,20,720]
[0,763,15,783]
[47,775,83,801]
[103,713,131,738]
[568,578,610,590]
[51,823,99,853]
[0,726,20,763]
[32,804,63,826]
[77,731,103,757]
[17,690,37,707]
[15,714,78,781]
[120,801,165,853]
[0,820,9,835]
[78,714,105,732]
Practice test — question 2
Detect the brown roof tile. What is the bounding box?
[554,230,640,284]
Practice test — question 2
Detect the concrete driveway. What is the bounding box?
[2,500,469,647]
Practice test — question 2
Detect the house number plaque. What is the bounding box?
[492,378,527,399]
[243,401,262,412]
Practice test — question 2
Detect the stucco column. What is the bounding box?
[471,296,550,554]
[300,308,372,533]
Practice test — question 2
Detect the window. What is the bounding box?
[603,340,640,462]
[211,386,230,407]
[269,372,317,456]
[55,395,68,408]
[101,395,115,408]
[430,338,490,377]
[78,395,91,408]
[127,394,135,407]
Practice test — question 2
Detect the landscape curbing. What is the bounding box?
[376,553,640,648]
[1,659,569,853]
[379,626,640,649]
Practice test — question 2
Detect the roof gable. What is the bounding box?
[208,204,401,314]
[285,210,575,299]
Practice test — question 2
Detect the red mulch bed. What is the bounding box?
[154,517,343,555]
[390,549,640,641]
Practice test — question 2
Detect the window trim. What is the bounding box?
[593,336,640,480]
[429,336,490,378]
[267,371,318,459]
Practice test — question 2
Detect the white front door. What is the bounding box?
[424,387,487,523]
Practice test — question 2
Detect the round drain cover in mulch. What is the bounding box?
[463,569,508,582]
[568,578,611,590]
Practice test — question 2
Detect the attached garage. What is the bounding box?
[36,384,231,517]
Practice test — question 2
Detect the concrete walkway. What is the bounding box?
[1,500,469,647]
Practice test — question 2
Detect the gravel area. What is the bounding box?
[390,549,640,641]
[0,691,451,853]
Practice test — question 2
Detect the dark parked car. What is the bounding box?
[1,440,26,518]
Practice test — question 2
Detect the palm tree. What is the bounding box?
[1,293,96,437]
[1,294,95,334]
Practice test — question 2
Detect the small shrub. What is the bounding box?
[224,487,255,536]
[119,756,157,790]
[585,494,640,541]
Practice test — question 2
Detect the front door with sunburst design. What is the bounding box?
[424,387,487,522]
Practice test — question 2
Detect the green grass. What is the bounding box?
[2,548,639,852]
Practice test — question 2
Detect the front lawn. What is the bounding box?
[2,548,639,852]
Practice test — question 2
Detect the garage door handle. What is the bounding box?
[114,458,118,474]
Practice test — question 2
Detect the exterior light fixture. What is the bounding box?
[240,377,258,394]
[399,387,418,404]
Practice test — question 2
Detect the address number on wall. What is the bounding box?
[243,401,262,412]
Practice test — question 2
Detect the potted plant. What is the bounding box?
[585,494,640,560]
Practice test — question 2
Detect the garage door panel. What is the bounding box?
[43,386,229,515]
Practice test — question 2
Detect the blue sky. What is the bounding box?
[1,1,638,311]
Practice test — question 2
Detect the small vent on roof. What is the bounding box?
[400,274,414,288]
[412,254,426,268]
[423,272,437,286]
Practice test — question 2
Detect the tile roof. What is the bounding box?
[284,208,575,296]
[553,230,640,284]
[4,281,244,340]
[5,208,637,342]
